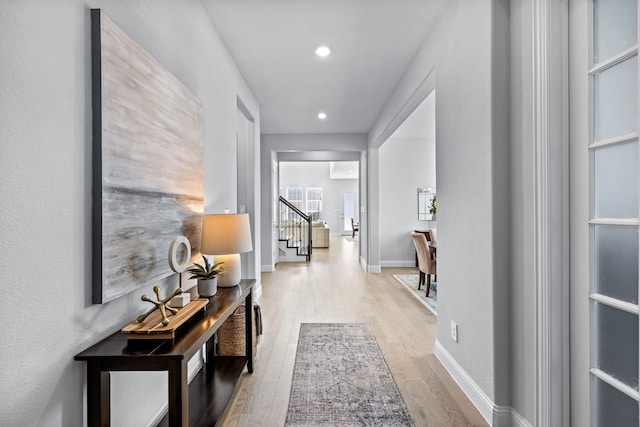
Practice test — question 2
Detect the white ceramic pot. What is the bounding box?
[198,278,217,297]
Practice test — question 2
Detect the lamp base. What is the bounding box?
[215,253,241,287]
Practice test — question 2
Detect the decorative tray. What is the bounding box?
[121,299,208,340]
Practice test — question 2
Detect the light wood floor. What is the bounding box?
[221,235,487,426]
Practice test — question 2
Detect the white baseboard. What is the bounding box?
[358,256,380,273]
[261,264,274,272]
[380,260,415,268]
[434,341,531,427]
[434,340,494,424]
[493,405,516,427]
[511,409,532,427]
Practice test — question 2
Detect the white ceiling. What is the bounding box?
[329,161,359,179]
[201,0,448,135]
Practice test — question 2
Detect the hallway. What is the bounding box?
[222,235,487,426]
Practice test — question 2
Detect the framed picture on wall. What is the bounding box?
[91,9,204,303]
[418,187,436,221]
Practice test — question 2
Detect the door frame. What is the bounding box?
[236,97,258,283]
[533,1,570,426]
[568,1,591,426]
[340,190,358,235]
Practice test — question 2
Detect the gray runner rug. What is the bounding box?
[285,323,415,427]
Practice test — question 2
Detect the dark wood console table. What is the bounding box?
[75,279,255,427]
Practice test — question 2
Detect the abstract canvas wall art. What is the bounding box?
[91,9,203,303]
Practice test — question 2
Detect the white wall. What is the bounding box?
[379,136,436,266]
[0,2,259,426]
[435,0,503,403]
[368,0,521,424]
[279,162,358,235]
[365,2,442,273]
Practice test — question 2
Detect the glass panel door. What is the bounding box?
[589,1,640,424]
[341,192,357,233]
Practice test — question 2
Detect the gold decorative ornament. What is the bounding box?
[137,286,184,326]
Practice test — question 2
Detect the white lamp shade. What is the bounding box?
[200,214,252,288]
[200,213,253,255]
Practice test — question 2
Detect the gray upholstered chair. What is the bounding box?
[410,231,437,297]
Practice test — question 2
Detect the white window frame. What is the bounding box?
[286,187,304,212]
[305,187,323,216]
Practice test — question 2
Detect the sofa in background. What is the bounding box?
[309,220,330,248]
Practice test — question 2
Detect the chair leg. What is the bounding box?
[425,274,431,297]
[418,272,425,290]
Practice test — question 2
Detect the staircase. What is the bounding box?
[279,196,311,262]
[278,233,309,262]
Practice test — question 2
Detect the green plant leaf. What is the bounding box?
[188,264,206,274]
[202,254,211,269]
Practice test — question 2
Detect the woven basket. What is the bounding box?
[217,305,258,356]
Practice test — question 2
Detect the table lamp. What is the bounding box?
[200,213,253,287]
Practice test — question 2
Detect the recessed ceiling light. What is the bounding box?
[315,45,331,57]
[318,112,327,120]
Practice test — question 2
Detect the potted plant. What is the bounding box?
[429,195,437,220]
[188,255,224,297]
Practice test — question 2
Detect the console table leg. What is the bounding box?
[87,361,110,427]
[245,291,253,373]
[167,361,188,427]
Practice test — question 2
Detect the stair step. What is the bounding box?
[277,237,310,261]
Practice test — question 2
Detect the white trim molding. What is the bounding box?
[261,264,275,272]
[380,260,415,268]
[359,256,368,271]
[532,0,570,426]
[367,264,381,274]
[532,1,552,425]
[435,341,532,427]
[512,409,534,427]
[358,255,381,273]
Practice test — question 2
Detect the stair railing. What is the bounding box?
[279,196,312,261]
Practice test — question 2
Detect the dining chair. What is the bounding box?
[429,228,437,244]
[410,231,437,297]
[351,218,359,238]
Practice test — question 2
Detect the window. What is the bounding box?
[306,187,322,216]
[286,187,303,211]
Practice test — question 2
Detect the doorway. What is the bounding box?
[278,161,359,244]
